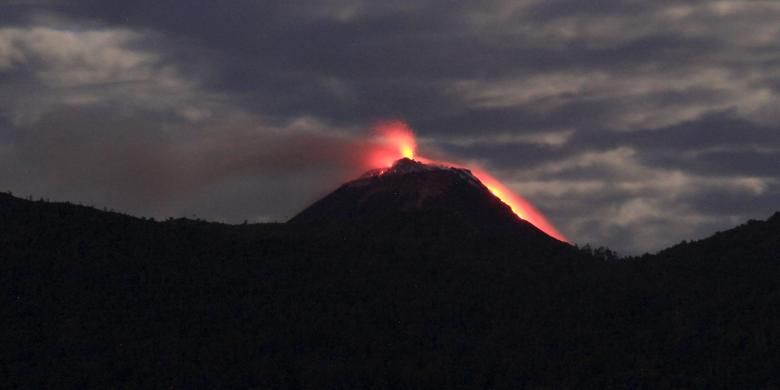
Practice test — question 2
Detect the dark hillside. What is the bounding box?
[290,158,560,247]
[2,193,780,388]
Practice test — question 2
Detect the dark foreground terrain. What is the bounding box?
[2,192,780,388]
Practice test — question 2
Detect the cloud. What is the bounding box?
[498,145,776,253]
[1,1,780,253]
[0,25,221,125]
[0,20,377,223]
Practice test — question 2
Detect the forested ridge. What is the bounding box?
[2,193,780,388]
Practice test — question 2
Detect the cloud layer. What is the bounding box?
[2,1,779,253]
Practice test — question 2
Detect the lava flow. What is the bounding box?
[368,121,568,242]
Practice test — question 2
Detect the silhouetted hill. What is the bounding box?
[290,158,559,246]
[2,191,780,388]
[656,212,780,261]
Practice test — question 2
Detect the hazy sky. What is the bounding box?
[2,1,779,253]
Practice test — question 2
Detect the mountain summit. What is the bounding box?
[290,158,563,244]
[4,175,780,387]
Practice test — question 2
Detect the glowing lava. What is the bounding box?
[367,121,568,242]
[469,169,567,242]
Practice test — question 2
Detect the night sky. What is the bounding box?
[2,1,779,253]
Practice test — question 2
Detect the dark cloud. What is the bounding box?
[681,183,780,217]
[1,0,779,253]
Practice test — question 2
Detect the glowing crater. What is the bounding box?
[367,121,568,242]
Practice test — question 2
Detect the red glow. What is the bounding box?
[365,121,568,242]
[369,120,417,167]
[470,168,568,242]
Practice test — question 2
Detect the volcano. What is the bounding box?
[290,158,565,245]
[5,170,780,388]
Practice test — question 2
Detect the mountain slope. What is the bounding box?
[2,191,780,388]
[290,158,560,245]
[654,212,780,262]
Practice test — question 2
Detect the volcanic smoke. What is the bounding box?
[368,121,568,242]
[369,120,418,167]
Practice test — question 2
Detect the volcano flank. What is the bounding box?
[3,169,780,387]
[290,158,563,245]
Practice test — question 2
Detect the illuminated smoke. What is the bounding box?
[369,120,418,167]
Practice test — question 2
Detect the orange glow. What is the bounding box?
[364,121,568,242]
[401,144,415,159]
[470,169,568,242]
[369,120,417,167]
